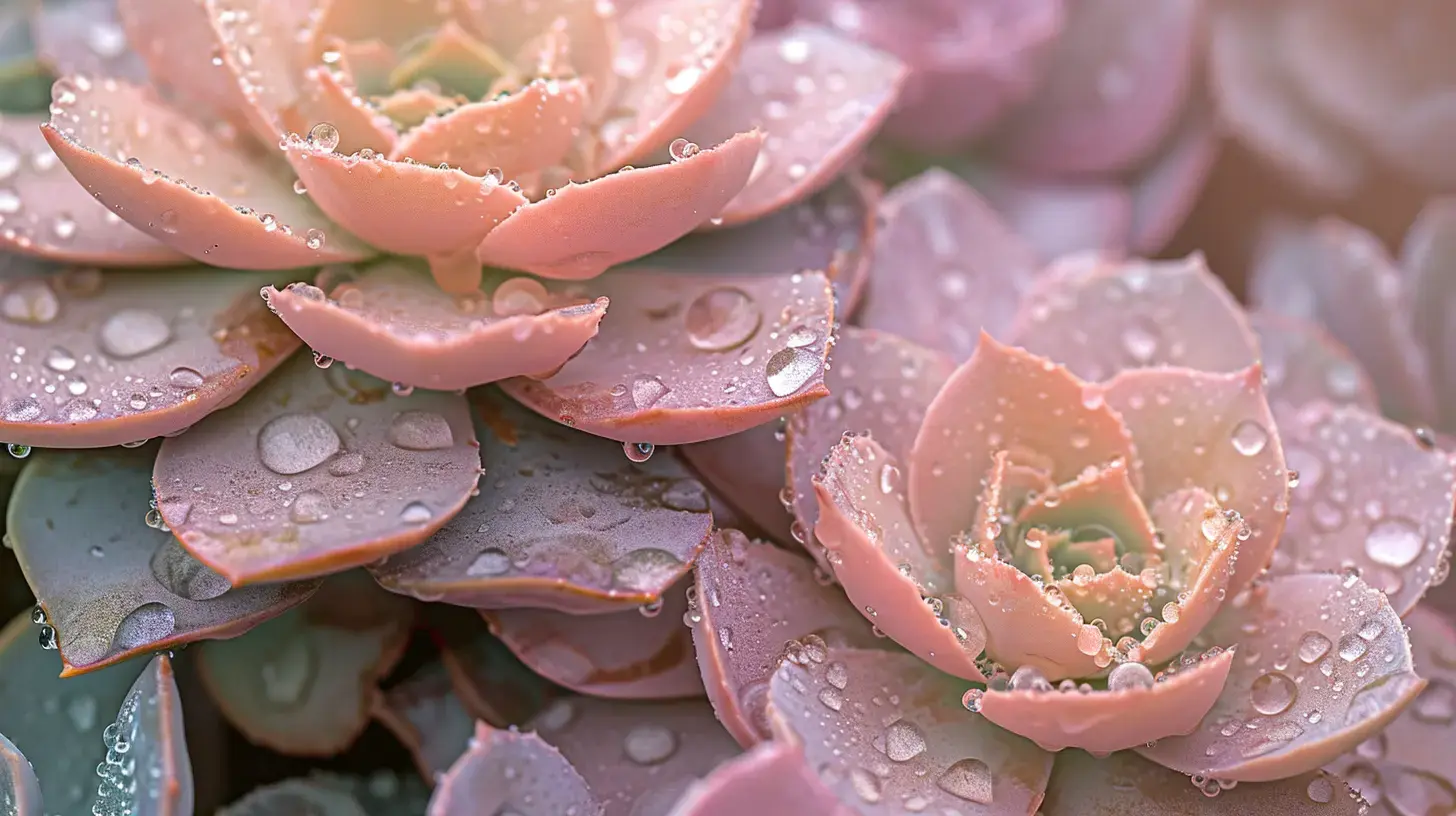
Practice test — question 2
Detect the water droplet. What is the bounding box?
[1413,679,1456,724]
[399,501,433,524]
[387,410,454,451]
[1306,776,1335,804]
[98,309,171,358]
[467,547,511,577]
[936,758,993,803]
[1,280,59,324]
[765,347,819,397]
[1231,420,1269,456]
[38,625,57,650]
[292,178,308,194]
[623,724,676,765]
[624,441,655,462]
[7,443,32,459]
[289,490,331,524]
[884,720,927,762]
[668,138,700,161]
[1297,631,1332,663]
[630,374,670,409]
[612,548,683,593]
[256,413,341,475]
[113,602,176,650]
[1076,624,1103,656]
[1338,633,1368,662]
[663,61,703,95]
[1107,661,1155,691]
[1121,320,1159,363]
[848,767,880,802]
[1365,517,1424,568]
[44,346,76,372]
[684,287,760,351]
[305,228,325,250]
[492,277,548,317]
[1250,671,1297,715]
[308,122,340,153]
[168,367,204,389]
[878,463,900,494]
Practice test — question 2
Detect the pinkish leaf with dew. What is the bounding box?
[992,0,1199,177]
[499,264,834,445]
[594,0,757,171]
[856,169,1042,359]
[485,577,704,700]
[33,0,147,81]
[1016,458,1159,556]
[114,0,253,123]
[197,571,413,756]
[813,433,988,680]
[154,354,479,585]
[0,610,146,815]
[0,729,40,816]
[475,131,764,282]
[1009,253,1258,382]
[769,646,1054,814]
[1094,365,1289,599]
[794,0,1062,152]
[1251,312,1381,412]
[370,389,711,612]
[263,261,608,391]
[1401,198,1456,431]
[1204,3,1367,198]
[0,263,300,449]
[7,446,317,676]
[283,63,399,159]
[307,0,451,49]
[679,422,795,546]
[1268,402,1456,614]
[909,333,1138,553]
[1327,605,1456,811]
[372,662,475,781]
[1128,108,1221,255]
[43,78,373,268]
[1138,573,1424,782]
[1042,749,1370,814]
[979,648,1234,755]
[0,114,184,265]
[219,772,431,815]
[1250,217,1436,427]
[689,530,879,746]
[95,654,193,816]
[436,613,563,728]
[1136,489,1244,667]
[528,696,740,815]
[683,23,904,226]
[958,164,1134,258]
[667,740,850,816]
[787,327,956,569]
[428,722,602,816]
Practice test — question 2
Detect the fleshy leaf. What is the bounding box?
[0,113,184,265]
[979,648,1234,754]
[0,263,300,449]
[1009,252,1259,382]
[197,571,413,756]
[44,78,373,268]
[33,0,147,81]
[768,646,1054,815]
[1400,198,1456,432]
[689,529,878,745]
[528,697,741,814]
[813,433,988,680]
[1042,749,1371,814]
[372,661,475,781]
[667,741,848,816]
[1270,402,1456,614]
[499,264,834,445]
[370,389,711,612]
[114,0,253,124]
[436,615,562,728]
[264,262,608,390]
[154,354,479,584]
[679,422,795,546]
[1251,312,1381,412]
[0,729,39,816]
[960,166,1133,259]
[428,721,602,816]
[1137,573,1424,782]
[219,772,431,815]
[1128,108,1221,254]
[485,576,704,699]
[856,169,1041,359]
[9,446,316,675]
[684,24,904,225]
[95,653,193,816]
[1137,489,1243,666]
[1095,365,1289,599]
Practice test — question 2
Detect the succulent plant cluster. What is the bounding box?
[1,0,1455,814]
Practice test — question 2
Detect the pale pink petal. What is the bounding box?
[486,578,705,700]
[154,355,480,585]
[1095,365,1288,599]
[281,65,398,157]
[1016,458,1159,556]
[498,263,833,445]
[476,131,763,281]
[0,113,185,265]
[391,78,588,179]
[1053,565,1153,642]
[684,24,905,226]
[428,722,601,816]
[115,0,252,122]
[0,265,300,449]
[263,262,608,391]
[909,334,1138,554]
[980,648,1233,754]
[1270,402,1456,615]
[596,0,757,171]
[309,0,449,49]
[529,697,742,815]
[1137,573,1424,782]
[856,169,1042,358]
[1251,312,1381,412]
[1136,489,1242,666]
[966,167,1134,259]
[992,0,1199,176]
[784,328,955,567]
[45,79,372,268]
[369,390,712,613]
[1400,198,1456,431]
[768,646,1054,815]
[32,0,147,80]
[1249,217,1436,426]
[667,741,849,816]
[1009,252,1258,382]
[371,662,475,780]
[1128,108,1221,254]
[813,433,988,681]
[1043,749,1370,814]
[689,530,878,746]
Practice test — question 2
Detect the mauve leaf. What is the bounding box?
[666,741,849,816]
[93,654,192,816]
[8,445,316,675]
[196,571,413,756]
[485,576,704,700]
[436,614,562,729]
[0,729,40,816]
[679,422,794,547]
[960,164,1133,259]
[0,262,300,449]
[427,722,602,816]
[1400,197,1456,432]
[219,772,430,816]
[154,354,480,585]
[1251,312,1381,412]
[370,389,711,613]
[372,661,475,781]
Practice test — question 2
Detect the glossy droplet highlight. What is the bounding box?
[491,277,548,317]
[1250,671,1297,715]
[624,441,655,463]
[630,375,670,410]
[1230,420,1269,456]
[623,724,676,765]
[98,309,171,359]
[883,720,927,762]
[467,547,511,577]
[308,122,340,152]
[112,602,176,650]
[1365,517,1425,568]
[684,287,760,351]
[765,347,819,397]
[1297,631,1332,664]
[257,414,341,475]
[936,758,993,804]
[1107,661,1155,691]
[387,411,454,451]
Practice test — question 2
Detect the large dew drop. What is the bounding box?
[936,758,993,803]
[684,286,760,351]
[386,410,455,451]
[765,347,819,397]
[257,413,341,475]
[623,724,677,765]
[1364,517,1425,568]
[98,309,172,359]
[1250,671,1297,715]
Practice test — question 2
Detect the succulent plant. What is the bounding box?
[1,1,1454,815]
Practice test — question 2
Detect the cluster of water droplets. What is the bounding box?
[91,687,143,816]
